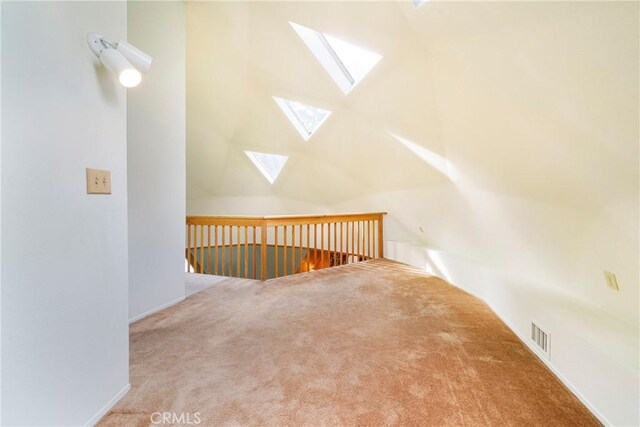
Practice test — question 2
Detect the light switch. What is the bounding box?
[86,168,111,194]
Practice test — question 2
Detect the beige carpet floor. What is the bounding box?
[100,259,599,427]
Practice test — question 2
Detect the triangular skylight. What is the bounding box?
[273,97,331,141]
[411,0,426,8]
[290,22,382,95]
[244,151,288,184]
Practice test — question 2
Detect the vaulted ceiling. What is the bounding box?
[186,1,637,212]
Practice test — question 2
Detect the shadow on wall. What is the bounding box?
[92,62,119,105]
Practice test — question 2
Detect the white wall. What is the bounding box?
[0,1,3,421]
[1,2,129,425]
[384,239,639,426]
[127,1,186,322]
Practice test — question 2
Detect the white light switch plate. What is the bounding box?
[86,168,111,194]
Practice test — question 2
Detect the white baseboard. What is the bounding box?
[492,309,611,426]
[84,383,130,427]
[129,296,185,324]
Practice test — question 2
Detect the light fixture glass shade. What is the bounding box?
[117,41,153,73]
[119,69,142,88]
[99,48,141,88]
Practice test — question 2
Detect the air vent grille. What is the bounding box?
[531,322,550,359]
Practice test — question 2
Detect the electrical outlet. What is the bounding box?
[604,271,619,291]
[86,168,111,194]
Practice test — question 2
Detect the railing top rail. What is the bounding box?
[187,212,387,225]
[187,212,387,220]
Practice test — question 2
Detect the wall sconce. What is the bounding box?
[87,33,152,88]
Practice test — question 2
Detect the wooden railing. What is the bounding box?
[186,213,386,280]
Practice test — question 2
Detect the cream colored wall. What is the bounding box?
[186,2,639,424]
[128,1,186,322]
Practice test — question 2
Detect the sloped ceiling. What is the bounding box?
[186,1,447,209]
[187,1,637,210]
[186,1,639,324]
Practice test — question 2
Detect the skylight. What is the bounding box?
[244,151,288,184]
[290,22,382,94]
[411,0,427,8]
[273,97,331,141]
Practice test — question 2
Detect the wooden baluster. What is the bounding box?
[355,221,359,262]
[291,225,296,274]
[350,221,354,264]
[331,222,335,267]
[299,224,303,272]
[196,225,204,273]
[340,222,347,265]
[342,222,346,265]
[229,226,233,277]
[375,220,379,259]
[363,221,367,260]
[361,221,365,261]
[284,225,288,276]
[351,221,358,262]
[206,225,211,273]
[354,221,358,262]
[260,222,267,280]
[366,220,370,259]
[378,216,384,258]
[197,225,202,273]
[331,223,335,266]
[228,226,231,277]
[191,224,195,272]
[226,226,230,276]
[186,224,191,272]
[336,222,341,266]
[237,226,241,278]
[356,221,360,262]
[370,220,374,259]
[328,223,332,266]
[364,221,368,260]
[354,221,358,263]
[347,222,351,264]
[364,221,371,259]
[191,225,196,272]
[333,222,340,267]
[339,222,343,266]
[253,226,257,279]
[221,226,226,276]
[306,224,310,271]
[321,223,325,268]
[367,221,371,260]
[365,221,369,260]
[374,220,378,259]
[195,225,200,273]
[275,226,279,278]
[195,224,199,273]
[244,226,249,279]
[214,225,218,275]
[368,220,371,259]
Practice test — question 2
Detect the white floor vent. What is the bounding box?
[531,322,550,359]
